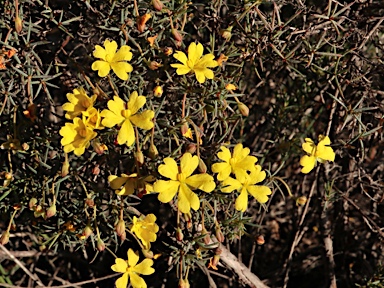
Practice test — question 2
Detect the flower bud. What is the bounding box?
[61,155,69,177]
[82,225,93,239]
[198,158,207,174]
[296,196,307,206]
[153,85,163,97]
[46,204,56,218]
[208,254,220,270]
[220,26,232,41]
[142,249,154,259]
[256,235,265,245]
[148,61,162,70]
[29,198,38,210]
[176,227,184,241]
[178,278,190,288]
[163,47,173,56]
[137,14,151,33]
[216,54,228,66]
[0,231,10,245]
[185,143,196,154]
[115,219,126,237]
[215,225,224,243]
[180,122,189,137]
[148,143,159,160]
[201,228,211,245]
[172,29,183,42]
[135,150,145,166]
[237,102,249,117]
[97,238,105,251]
[92,165,100,175]
[152,0,164,11]
[15,16,22,34]
[92,140,108,155]
[85,198,94,208]
[4,172,13,180]
[119,231,126,241]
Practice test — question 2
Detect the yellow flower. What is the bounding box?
[211,143,258,181]
[300,135,335,174]
[62,87,97,120]
[108,173,154,196]
[131,214,159,250]
[91,40,133,80]
[221,165,272,212]
[225,83,237,91]
[111,248,155,288]
[82,107,104,129]
[59,117,97,156]
[153,153,216,213]
[100,92,154,146]
[171,42,218,84]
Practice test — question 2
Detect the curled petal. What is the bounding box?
[170,64,191,75]
[108,175,127,189]
[221,177,242,193]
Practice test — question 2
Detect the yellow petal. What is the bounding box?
[247,185,271,204]
[188,42,204,65]
[109,96,126,115]
[115,273,129,288]
[113,45,133,61]
[110,62,133,80]
[300,155,316,174]
[178,183,200,213]
[185,174,215,192]
[302,138,316,155]
[130,110,154,130]
[127,248,139,267]
[111,258,128,273]
[154,180,179,203]
[129,273,147,288]
[221,177,241,193]
[194,70,205,83]
[118,119,135,146]
[180,153,198,177]
[172,51,188,65]
[108,175,127,189]
[248,165,266,184]
[235,188,248,212]
[202,68,214,79]
[127,91,144,114]
[91,60,110,77]
[158,158,178,180]
[211,162,231,181]
[100,109,124,127]
[170,63,191,75]
[104,39,117,57]
[133,258,155,275]
[93,45,106,60]
[217,146,231,162]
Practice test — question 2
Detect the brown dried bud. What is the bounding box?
[178,278,190,288]
[0,231,10,245]
[148,143,159,160]
[142,249,154,259]
[220,26,233,41]
[29,198,38,210]
[82,225,93,239]
[172,29,183,42]
[97,238,105,251]
[92,140,108,155]
[185,143,196,154]
[92,165,100,176]
[256,235,265,245]
[46,204,56,218]
[151,0,164,11]
[148,61,163,70]
[201,228,211,245]
[163,47,173,56]
[136,150,145,166]
[180,122,189,137]
[176,227,184,242]
[85,198,94,208]
[215,225,224,243]
[198,158,207,174]
[137,14,151,33]
[237,102,249,117]
[15,16,22,34]
[115,219,126,237]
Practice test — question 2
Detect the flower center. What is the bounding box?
[79,129,87,138]
[177,172,186,183]
[229,158,236,167]
[121,109,131,118]
[105,54,113,63]
[81,99,91,108]
[90,115,98,124]
[186,59,195,69]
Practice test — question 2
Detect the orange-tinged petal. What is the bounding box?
[127,91,145,114]
[111,258,128,273]
[180,153,198,177]
[130,110,154,130]
[247,185,271,204]
[300,155,316,174]
[235,188,248,212]
[115,273,129,288]
[93,45,106,60]
[154,180,179,203]
[91,60,110,77]
[178,183,200,213]
[185,174,215,192]
[113,45,133,61]
[118,119,135,146]
[110,62,133,80]
[133,258,155,275]
[158,158,178,180]
[127,249,139,267]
